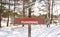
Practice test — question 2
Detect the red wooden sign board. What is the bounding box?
[14,18,45,24]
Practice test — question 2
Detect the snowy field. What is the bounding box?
[0,24,60,37]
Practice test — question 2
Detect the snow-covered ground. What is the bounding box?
[0,24,60,37]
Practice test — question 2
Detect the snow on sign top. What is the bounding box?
[14,18,45,24]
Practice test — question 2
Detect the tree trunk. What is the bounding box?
[13,0,16,25]
[0,14,1,27]
[47,0,54,27]
[7,16,9,27]
[47,0,50,27]
[50,0,54,24]
[7,0,10,27]
[0,0,2,27]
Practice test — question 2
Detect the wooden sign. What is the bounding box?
[14,18,45,24]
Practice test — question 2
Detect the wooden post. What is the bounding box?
[28,8,31,37]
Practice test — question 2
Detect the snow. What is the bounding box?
[0,26,28,37]
[0,24,60,37]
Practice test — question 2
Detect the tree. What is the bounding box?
[7,0,10,27]
[46,0,54,27]
[0,0,4,27]
[2,0,11,27]
[46,0,50,27]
